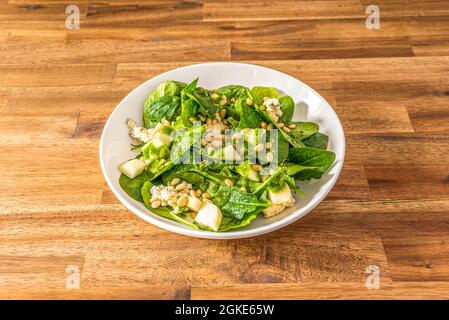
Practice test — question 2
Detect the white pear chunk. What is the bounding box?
[195,202,222,231]
[268,184,294,205]
[118,159,145,179]
[223,144,241,162]
[152,131,172,147]
[187,196,203,212]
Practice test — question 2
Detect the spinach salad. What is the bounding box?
[118,78,335,232]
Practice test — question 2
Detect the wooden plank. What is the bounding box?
[0,140,104,206]
[0,21,67,41]
[0,113,79,141]
[85,1,202,25]
[0,64,116,87]
[0,242,87,290]
[337,103,414,134]
[1,39,231,64]
[360,0,449,18]
[0,1,88,21]
[191,282,449,299]
[365,166,449,200]
[326,164,371,200]
[204,1,364,21]
[346,133,449,166]
[383,236,449,281]
[0,286,190,300]
[231,38,414,60]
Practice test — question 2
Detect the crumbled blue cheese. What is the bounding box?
[126,118,152,142]
[263,98,283,123]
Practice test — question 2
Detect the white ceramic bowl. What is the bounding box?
[100,62,345,239]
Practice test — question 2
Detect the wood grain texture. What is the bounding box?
[1,0,449,300]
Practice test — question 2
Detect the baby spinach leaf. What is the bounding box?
[180,98,199,127]
[141,181,198,229]
[161,164,205,188]
[236,98,263,128]
[144,95,180,128]
[216,85,247,100]
[251,86,280,105]
[210,185,268,220]
[183,80,219,118]
[287,147,335,180]
[218,211,260,232]
[145,80,184,106]
[302,132,329,150]
[289,122,319,142]
[279,95,295,123]
[119,172,148,203]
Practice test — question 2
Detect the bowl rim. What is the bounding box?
[99,62,346,239]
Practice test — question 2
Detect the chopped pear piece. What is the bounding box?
[195,202,222,231]
[268,184,294,205]
[118,159,145,179]
[187,196,203,212]
[152,131,172,148]
[223,144,241,162]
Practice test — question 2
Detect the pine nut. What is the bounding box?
[190,190,196,197]
[260,121,267,128]
[246,98,253,105]
[151,200,161,208]
[266,124,273,130]
[176,184,186,191]
[224,179,234,187]
[277,122,285,128]
[252,164,262,172]
[177,196,188,207]
[265,142,272,149]
[219,108,226,118]
[195,190,202,197]
[266,152,274,162]
[283,127,291,133]
[170,178,180,186]
[288,123,296,129]
[202,192,211,199]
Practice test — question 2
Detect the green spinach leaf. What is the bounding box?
[119,172,148,202]
[144,95,180,128]
[210,185,268,220]
[279,95,295,123]
[287,147,335,180]
[251,86,280,105]
[302,132,329,150]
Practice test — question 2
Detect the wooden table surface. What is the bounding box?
[1,0,449,300]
